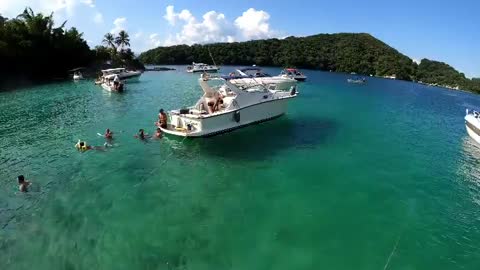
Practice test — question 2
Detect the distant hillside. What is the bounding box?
[416,59,480,92]
[139,33,480,93]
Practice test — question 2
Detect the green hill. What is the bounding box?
[139,33,480,93]
[139,33,416,80]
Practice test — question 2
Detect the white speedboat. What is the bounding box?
[280,68,307,81]
[159,74,297,138]
[465,109,480,144]
[227,68,297,91]
[101,68,142,81]
[347,78,367,84]
[186,62,219,73]
[101,75,125,92]
[73,71,84,80]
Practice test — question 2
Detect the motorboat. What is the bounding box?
[101,74,125,92]
[159,74,298,138]
[101,68,142,81]
[73,71,84,80]
[186,62,219,73]
[347,78,367,84]
[280,68,307,81]
[465,109,480,144]
[227,68,297,91]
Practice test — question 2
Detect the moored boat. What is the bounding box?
[280,68,307,81]
[227,67,297,91]
[73,72,84,80]
[101,75,125,92]
[186,62,220,73]
[101,68,142,81]
[347,77,367,84]
[465,109,480,144]
[159,74,298,138]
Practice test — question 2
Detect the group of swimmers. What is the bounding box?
[16,109,169,193]
[75,108,168,152]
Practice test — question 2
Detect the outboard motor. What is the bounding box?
[290,86,297,95]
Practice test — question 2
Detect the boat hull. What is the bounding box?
[466,114,480,144]
[187,68,219,73]
[161,97,293,138]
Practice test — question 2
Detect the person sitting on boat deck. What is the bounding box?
[135,129,150,140]
[213,95,224,112]
[18,175,31,193]
[154,127,163,138]
[105,128,113,139]
[157,109,168,128]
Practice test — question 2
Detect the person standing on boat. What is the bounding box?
[158,109,168,129]
[113,75,120,90]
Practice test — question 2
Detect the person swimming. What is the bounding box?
[135,129,150,140]
[154,127,163,138]
[17,175,31,192]
[105,128,113,139]
[75,140,92,151]
[75,140,108,151]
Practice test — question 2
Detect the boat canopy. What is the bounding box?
[102,68,126,73]
[69,67,85,72]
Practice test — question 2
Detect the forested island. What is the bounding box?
[139,34,480,93]
[0,8,143,88]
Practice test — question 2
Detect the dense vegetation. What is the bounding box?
[0,8,92,82]
[416,59,480,92]
[139,33,480,93]
[139,33,416,80]
[0,8,143,87]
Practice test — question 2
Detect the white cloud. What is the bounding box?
[234,8,273,40]
[93,12,103,24]
[0,0,102,28]
[134,31,143,39]
[111,17,127,34]
[82,0,95,8]
[149,33,162,48]
[413,58,421,64]
[161,6,277,46]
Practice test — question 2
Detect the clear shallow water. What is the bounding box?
[1,67,480,269]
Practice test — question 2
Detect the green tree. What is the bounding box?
[115,30,130,51]
[102,32,116,50]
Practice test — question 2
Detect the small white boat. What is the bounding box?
[465,109,480,144]
[227,68,297,91]
[159,74,298,138]
[101,75,125,92]
[101,68,142,81]
[73,71,84,80]
[280,68,307,81]
[347,78,367,84]
[186,62,219,73]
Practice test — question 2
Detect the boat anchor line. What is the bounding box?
[130,136,188,190]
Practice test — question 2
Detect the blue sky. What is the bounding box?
[1,0,478,77]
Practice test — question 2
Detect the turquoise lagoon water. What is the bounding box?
[1,67,480,269]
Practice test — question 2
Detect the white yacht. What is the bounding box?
[227,68,297,91]
[73,71,84,80]
[101,74,125,92]
[465,109,480,144]
[159,74,298,137]
[280,68,307,81]
[186,62,220,73]
[101,68,142,81]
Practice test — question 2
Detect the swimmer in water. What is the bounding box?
[134,129,150,140]
[75,140,108,151]
[18,175,31,192]
[154,127,163,138]
[105,128,113,139]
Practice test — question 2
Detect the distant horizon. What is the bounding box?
[1,0,478,77]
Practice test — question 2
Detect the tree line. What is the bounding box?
[0,7,143,87]
[139,33,480,93]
